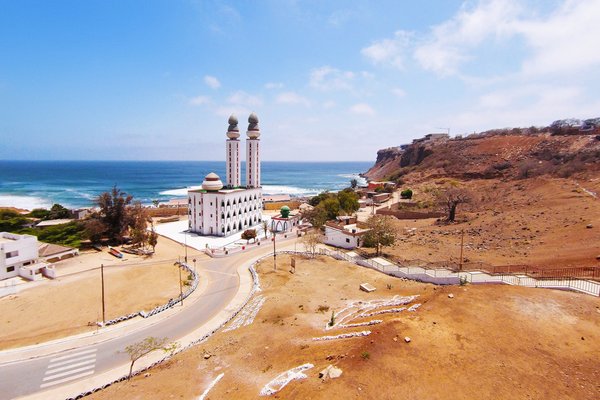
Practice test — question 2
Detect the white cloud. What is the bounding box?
[265,82,284,89]
[516,0,600,76]
[361,30,411,69]
[227,90,263,107]
[189,95,211,106]
[391,88,406,97]
[450,83,600,132]
[276,91,311,107]
[309,66,356,91]
[204,75,221,89]
[350,103,376,116]
[413,0,521,76]
[323,100,336,109]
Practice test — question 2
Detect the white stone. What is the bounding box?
[319,365,343,380]
[404,336,411,343]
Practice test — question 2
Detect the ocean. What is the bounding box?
[0,160,372,210]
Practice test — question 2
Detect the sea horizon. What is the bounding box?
[0,160,372,211]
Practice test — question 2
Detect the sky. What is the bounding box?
[1,0,599,161]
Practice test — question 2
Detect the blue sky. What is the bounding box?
[1,0,599,161]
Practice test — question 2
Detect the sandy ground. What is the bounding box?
[0,237,204,350]
[90,254,600,400]
[366,177,600,270]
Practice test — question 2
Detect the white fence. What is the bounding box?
[320,248,600,297]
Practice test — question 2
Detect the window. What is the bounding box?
[7,266,15,272]
[346,238,350,243]
[6,251,18,258]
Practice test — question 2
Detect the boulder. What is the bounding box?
[319,365,343,380]
[404,336,411,343]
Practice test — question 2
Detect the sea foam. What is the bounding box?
[0,195,52,211]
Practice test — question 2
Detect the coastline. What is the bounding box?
[0,160,370,211]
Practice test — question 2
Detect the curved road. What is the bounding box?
[0,243,281,400]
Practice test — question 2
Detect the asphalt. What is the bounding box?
[0,241,289,400]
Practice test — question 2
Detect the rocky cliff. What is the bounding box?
[363,130,600,182]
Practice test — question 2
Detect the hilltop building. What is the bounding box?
[188,114,263,237]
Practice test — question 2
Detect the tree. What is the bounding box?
[261,220,269,239]
[129,202,149,248]
[85,218,106,244]
[303,206,327,228]
[93,186,133,244]
[148,225,158,252]
[124,337,178,380]
[350,178,358,189]
[28,208,51,220]
[337,189,360,214]
[301,230,322,258]
[400,189,413,199]
[48,203,70,220]
[241,229,257,243]
[362,215,398,256]
[436,187,472,222]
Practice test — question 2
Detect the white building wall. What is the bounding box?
[0,233,39,281]
[324,227,362,249]
[246,139,260,188]
[225,139,241,187]
[188,188,263,237]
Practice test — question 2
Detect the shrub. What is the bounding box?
[361,351,370,360]
[400,189,413,199]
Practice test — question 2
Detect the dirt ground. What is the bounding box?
[90,254,600,400]
[0,236,201,350]
[370,177,600,270]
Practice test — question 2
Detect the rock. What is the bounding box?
[448,293,454,298]
[203,353,212,359]
[393,337,398,342]
[319,365,343,380]
[596,255,600,261]
[404,336,411,343]
[144,373,151,377]
[586,224,593,229]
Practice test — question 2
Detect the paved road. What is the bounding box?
[0,244,278,400]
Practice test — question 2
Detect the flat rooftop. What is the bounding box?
[0,236,15,244]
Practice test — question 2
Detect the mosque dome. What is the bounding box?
[226,114,240,139]
[202,172,223,191]
[280,205,290,218]
[247,112,261,139]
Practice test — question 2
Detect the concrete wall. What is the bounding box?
[0,233,39,281]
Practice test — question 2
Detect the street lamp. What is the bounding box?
[271,228,277,271]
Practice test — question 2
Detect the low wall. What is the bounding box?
[376,209,445,219]
[321,248,600,297]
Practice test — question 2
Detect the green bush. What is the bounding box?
[400,189,413,199]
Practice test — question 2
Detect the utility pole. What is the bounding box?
[178,264,183,306]
[184,229,188,264]
[459,229,465,271]
[273,231,277,270]
[100,263,106,325]
[193,258,196,274]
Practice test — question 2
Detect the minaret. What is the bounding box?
[225,114,241,187]
[246,112,261,188]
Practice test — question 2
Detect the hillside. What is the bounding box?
[361,126,600,272]
[363,130,600,183]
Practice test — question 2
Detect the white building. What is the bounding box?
[324,222,370,250]
[188,113,263,237]
[0,232,54,281]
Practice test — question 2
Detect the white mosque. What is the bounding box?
[188,113,263,237]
